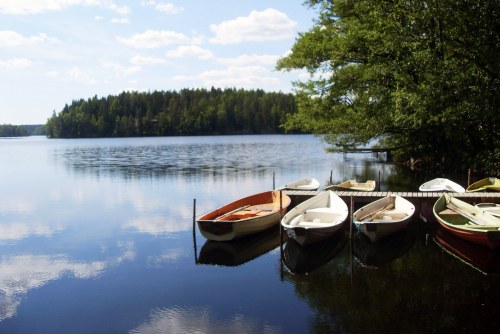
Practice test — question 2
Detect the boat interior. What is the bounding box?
[216,204,275,221]
[289,208,342,227]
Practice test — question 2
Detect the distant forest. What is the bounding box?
[0,124,45,137]
[45,88,299,138]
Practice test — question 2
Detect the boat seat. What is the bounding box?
[251,205,274,211]
[307,208,336,213]
[296,221,326,227]
[371,211,409,221]
[295,209,344,227]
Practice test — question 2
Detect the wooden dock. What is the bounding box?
[283,190,500,205]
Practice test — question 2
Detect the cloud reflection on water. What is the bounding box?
[129,306,281,334]
[0,240,136,322]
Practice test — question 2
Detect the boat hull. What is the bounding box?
[197,191,291,241]
[419,178,465,192]
[280,177,320,191]
[325,180,375,191]
[286,224,344,246]
[281,191,348,246]
[433,194,500,249]
[353,195,415,242]
[466,177,500,192]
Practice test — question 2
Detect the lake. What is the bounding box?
[0,135,498,333]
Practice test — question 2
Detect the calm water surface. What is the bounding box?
[0,135,498,333]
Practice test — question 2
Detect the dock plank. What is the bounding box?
[282,190,500,202]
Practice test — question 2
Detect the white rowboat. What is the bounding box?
[281,191,348,246]
[353,195,415,242]
[419,178,465,192]
[279,177,320,191]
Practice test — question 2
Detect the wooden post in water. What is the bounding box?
[349,195,354,285]
[273,172,276,190]
[378,170,381,191]
[330,170,333,184]
[349,196,353,240]
[279,190,285,274]
[192,198,198,264]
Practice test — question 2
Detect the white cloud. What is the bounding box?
[141,1,183,14]
[103,63,141,78]
[0,0,130,15]
[0,58,33,70]
[0,31,59,47]
[155,2,183,14]
[130,55,166,65]
[166,45,213,60]
[69,66,97,84]
[111,17,129,24]
[216,54,279,66]
[105,2,130,15]
[175,65,280,89]
[209,8,297,45]
[117,30,190,49]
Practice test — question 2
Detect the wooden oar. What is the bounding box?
[358,202,395,221]
[215,205,251,221]
[445,202,493,226]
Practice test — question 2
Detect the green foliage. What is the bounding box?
[0,124,44,137]
[0,124,28,137]
[45,88,298,139]
[277,0,499,175]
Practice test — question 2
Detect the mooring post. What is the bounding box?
[273,172,276,190]
[279,190,284,275]
[193,198,196,225]
[378,170,381,191]
[330,170,333,184]
[192,198,198,264]
[350,196,353,240]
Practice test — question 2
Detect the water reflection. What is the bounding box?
[124,215,191,235]
[353,228,415,268]
[0,222,65,243]
[53,136,393,186]
[283,228,347,274]
[0,254,105,321]
[0,241,135,321]
[2,136,496,333]
[130,306,281,334]
[197,226,282,266]
[434,229,500,275]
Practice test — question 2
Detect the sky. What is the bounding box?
[0,0,316,125]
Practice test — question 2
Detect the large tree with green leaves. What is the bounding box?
[277,0,499,174]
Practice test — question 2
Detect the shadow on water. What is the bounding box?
[282,227,347,274]
[353,227,415,268]
[196,226,283,267]
[281,215,500,333]
[434,228,500,276]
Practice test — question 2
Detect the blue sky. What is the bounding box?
[0,1,315,125]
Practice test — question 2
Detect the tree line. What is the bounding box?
[0,124,45,137]
[45,88,299,138]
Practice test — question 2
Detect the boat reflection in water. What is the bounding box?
[282,228,347,274]
[434,228,500,275]
[353,228,414,268]
[197,226,283,266]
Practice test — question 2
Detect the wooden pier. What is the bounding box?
[283,190,500,206]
